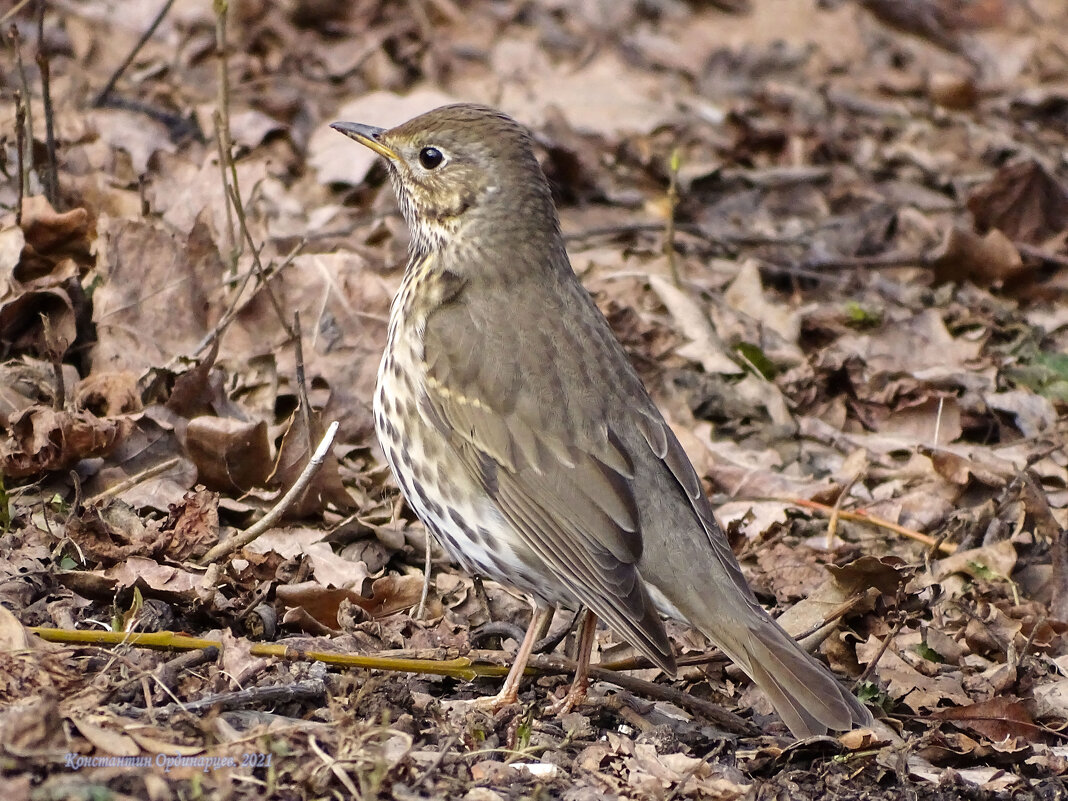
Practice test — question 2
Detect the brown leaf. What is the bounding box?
[929,226,1026,287]
[856,633,971,710]
[930,698,1041,743]
[0,406,130,478]
[65,501,166,566]
[89,216,225,372]
[967,161,1068,246]
[0,288,77,360]
[277,574,423,631]
[185,416,272,493]
[80,411,197,511]
[103,556,201,600]
[267,408,354,518]
[74,370,143,416]
[16,196,96,284]
[160,488,220,562]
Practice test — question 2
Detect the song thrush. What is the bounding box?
[331,105,872,737]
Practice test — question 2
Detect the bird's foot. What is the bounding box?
[467,688,521,713]
[544,678,588,716]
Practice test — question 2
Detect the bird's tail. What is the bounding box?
[711,614,873,738]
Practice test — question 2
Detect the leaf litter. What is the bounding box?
[1,1,1067,799]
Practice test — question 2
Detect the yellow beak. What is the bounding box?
[330,121,399,161]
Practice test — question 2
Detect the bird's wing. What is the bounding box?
[420,273,675,671]
[632,409,757,603]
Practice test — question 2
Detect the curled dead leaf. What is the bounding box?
[65,501,167,566]
[185,416,272,493]
[0,406,130,478]
[267,408,354,518]
[0,288,77,359]
[278,574,423,631]
[160,488,220,561]
[74,370,143,416]
[15,196,96,284]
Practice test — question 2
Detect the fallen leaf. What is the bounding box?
[0,406,130,478]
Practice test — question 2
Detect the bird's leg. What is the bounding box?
[472,604,553,710]
[545,609,598,715]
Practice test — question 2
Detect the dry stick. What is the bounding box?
[528,652,755,735]
[35,2,57,206]
[664,148,682,288]
[87,456,183,505]
[148,678,327,718]
[31,627,754,733]
[854,615,907,687]
[226,183,295,337]
[199,421,339,564]
[92,0,175,106]
[188,238,306,361]
[105,645,219,703]
[0,0,34,23]
[8,24,35,192]
[32,628,497,679]
[212,0,240,264]
[826,470,863,551]
[212,110,238,261]
[292,311,313,456]
[13,91,25,226]
[783,496,956,555]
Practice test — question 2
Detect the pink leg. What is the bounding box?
[472,605,553,711]
[545,610,598,715]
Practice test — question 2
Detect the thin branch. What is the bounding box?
[226,183,295,337]
[92,0,176,106]
[35,2,57,206]
[30,626,755,733]
[14,90,25,225]
[86,456,183,505]
[781,496,957,554]
[198,421,339,564]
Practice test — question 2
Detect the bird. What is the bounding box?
[330,104,873,737]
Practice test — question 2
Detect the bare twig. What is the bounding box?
[782,496,957,554]
[665,148,681,287]
[14,90,25,225]
[9,24,35,188]
[292,311,313,455]
[150,678,327,718]
[0,0,35,24]
[199,421,339,564]
[213,110,238,261]
[35,2,57,206]
[827,470,864,550]
[93,0,175,106]
[855,615,907,687]
[32,625,755,733]
[186,238,305,361]
[86,456,184,505]
[226,183,295,337]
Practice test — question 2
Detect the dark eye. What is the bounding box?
[418,147,444,169]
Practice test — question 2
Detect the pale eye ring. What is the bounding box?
[419,147,445,169]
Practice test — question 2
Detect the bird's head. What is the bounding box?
[331,104,558,256]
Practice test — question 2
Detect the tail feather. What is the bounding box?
[712,616,872,738]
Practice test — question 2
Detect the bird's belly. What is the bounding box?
[374,335,571,606]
